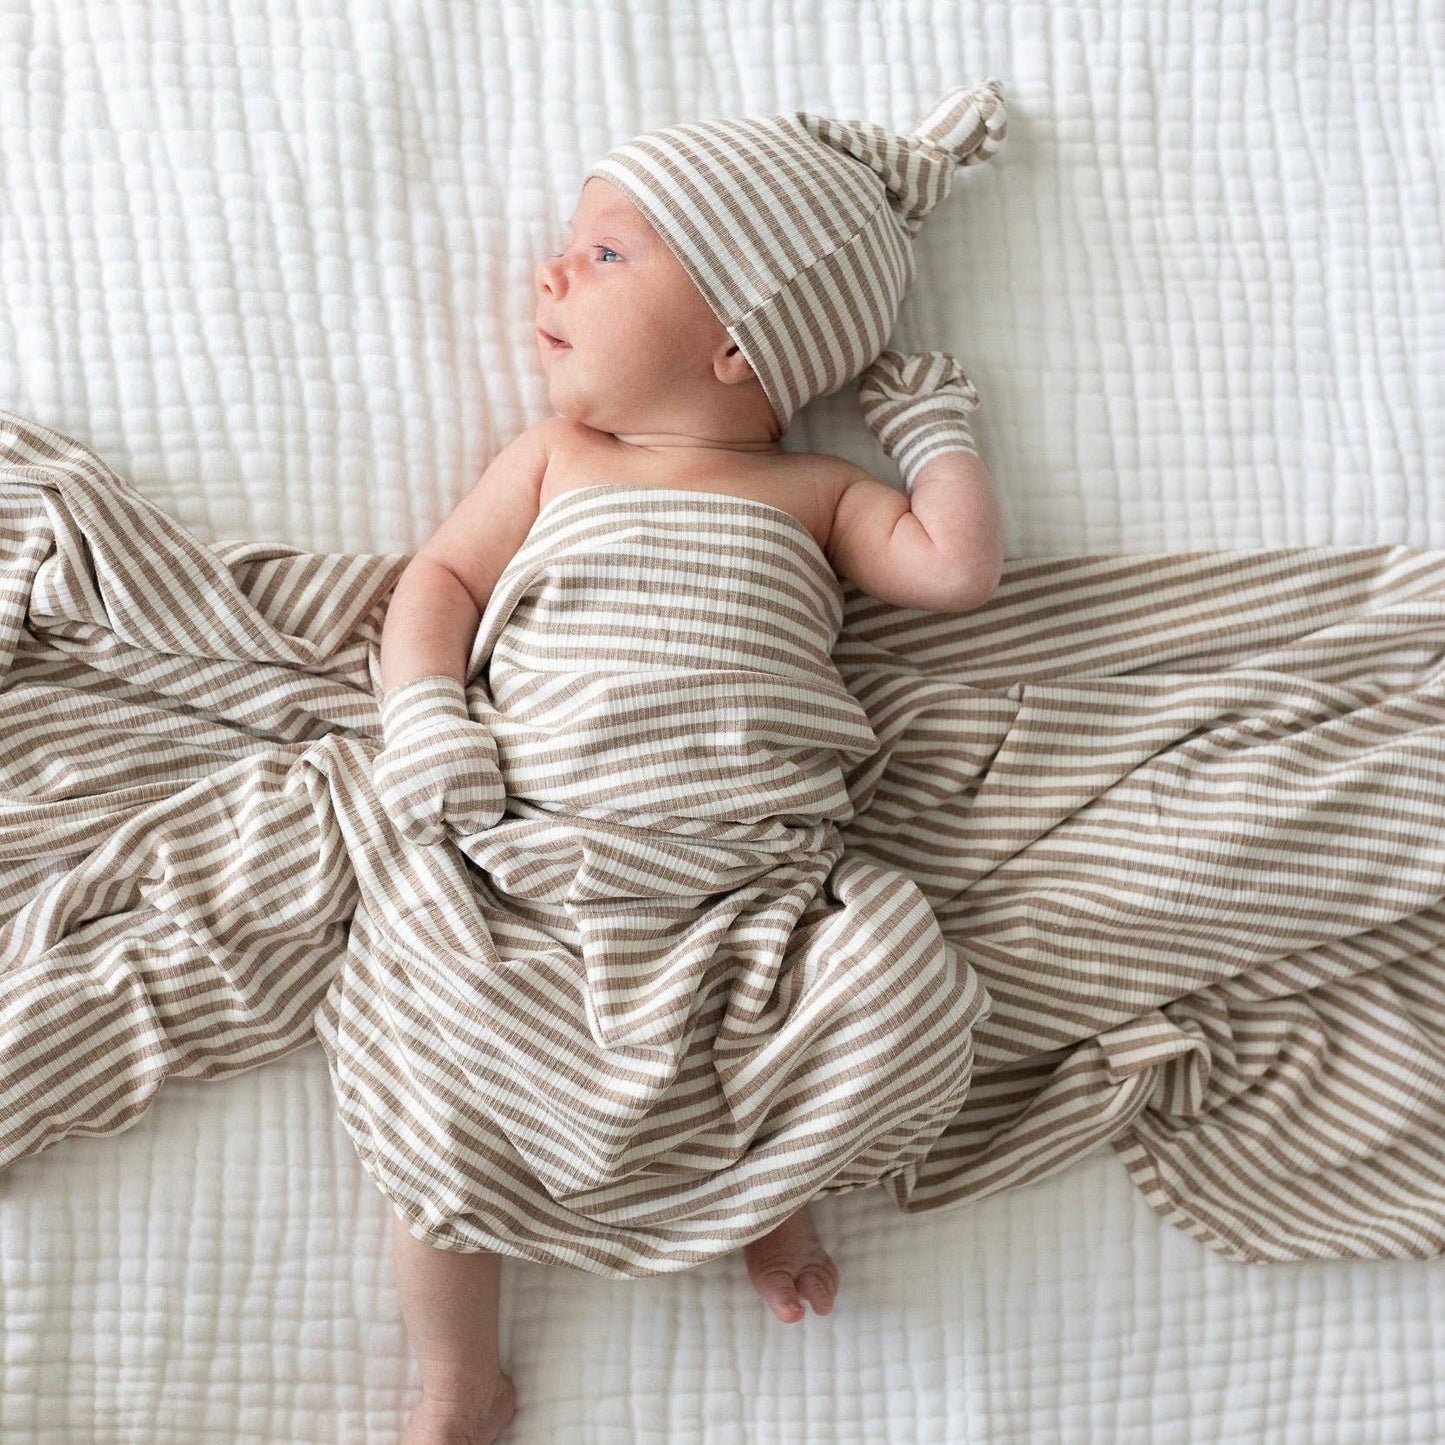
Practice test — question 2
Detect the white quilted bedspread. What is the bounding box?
[2,2,1443,1441]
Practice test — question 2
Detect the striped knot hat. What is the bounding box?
[585,78,1008,434]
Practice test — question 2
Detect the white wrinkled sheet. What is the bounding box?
[2,1,1443,1441]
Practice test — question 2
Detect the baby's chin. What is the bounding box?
[544,391,633,436]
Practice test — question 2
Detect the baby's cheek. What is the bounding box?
[641,317,709,367]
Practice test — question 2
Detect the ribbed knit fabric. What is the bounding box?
[4,411,1445,1274]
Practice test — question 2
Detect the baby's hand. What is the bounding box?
[857,350,981,494]
[373,675,506,844]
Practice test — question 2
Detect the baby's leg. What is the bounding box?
[392,1215,517,1445]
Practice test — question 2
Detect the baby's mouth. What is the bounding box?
[538,329,572,351]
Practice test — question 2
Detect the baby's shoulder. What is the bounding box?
[785,449,871,486]
[767,451,872,557]
[781,449,874,508]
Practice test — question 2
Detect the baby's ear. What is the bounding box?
[714,341,758,387]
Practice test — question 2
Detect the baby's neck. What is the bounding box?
[611,430,782,457]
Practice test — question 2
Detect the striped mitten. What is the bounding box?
[856,350,981,494]
[373,675,506,844]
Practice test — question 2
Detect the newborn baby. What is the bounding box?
[377,83,1007,1445]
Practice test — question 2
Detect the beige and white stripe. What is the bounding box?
[2,409,1444,1274]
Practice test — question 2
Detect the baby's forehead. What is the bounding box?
[573,176,640,222]
[567,181,661,251]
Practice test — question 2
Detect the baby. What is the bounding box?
[377,83,1008,1445]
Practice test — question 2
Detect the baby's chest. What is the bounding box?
[539,468,843,555]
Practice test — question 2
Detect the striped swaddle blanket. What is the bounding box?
[2,410,1444,1276]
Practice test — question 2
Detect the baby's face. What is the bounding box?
[534,177,729,434]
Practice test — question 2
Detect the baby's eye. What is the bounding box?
[547,246,621,262]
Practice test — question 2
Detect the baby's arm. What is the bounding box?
[371,420,554,844]
[906,449,1005,600]
[379,419,554,693]
[843,349,1004,612]
[826,451,1004,612]
[379,560,484,694]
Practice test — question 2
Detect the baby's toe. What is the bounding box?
[797,1265,837,1316]
[753,1269,806,1323]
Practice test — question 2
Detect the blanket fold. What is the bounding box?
[2,410,1444,1275]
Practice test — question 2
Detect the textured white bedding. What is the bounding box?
[1,1,1443,1441]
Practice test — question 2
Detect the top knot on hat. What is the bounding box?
[585,78,1008,434]
[796,77,1007,239]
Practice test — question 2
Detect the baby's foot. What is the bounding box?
[399,1372,517,1445]
[741,1204,840,1323]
